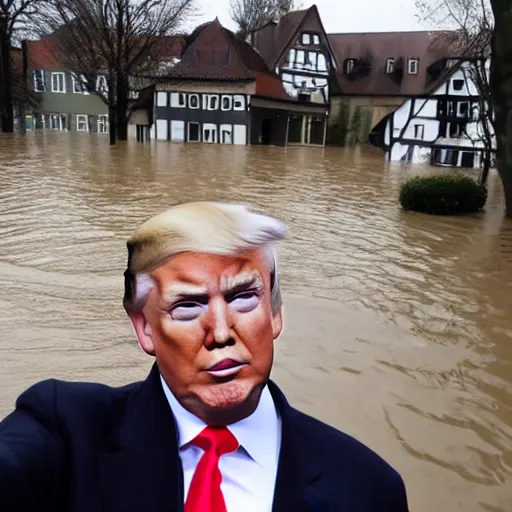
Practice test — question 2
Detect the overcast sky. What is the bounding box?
[192,0,424,34]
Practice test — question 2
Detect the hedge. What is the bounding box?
[399,175,487,215]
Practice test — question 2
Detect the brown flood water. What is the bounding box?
[0,132,511,511]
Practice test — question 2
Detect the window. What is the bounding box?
[171,120,185,142]
[295,50,305,66]
[97,115,108,134]
[96,75,108,94]
[170,93,186,108]
[449,122,465,138]
[317,54,327,72]
[156,92,168,107]
[345,59,356,75]
[313,35,320,45]
[414,124,424,139]
[76,114,88,132]
[453,79,464,91]
[302,33,311,45]
[188,122,200,142]
[72,74,89,94]
[189,94,199,109]
[51,72,66,93]
[156,119,168,140]
[285,49,296,67]
[233,125,247,145]
[386,58,395,74]
[49,113,67,131]
[432,148,459,166]
[203,95,219,111]
[458,101,469,118]
[33,70,45,92]
[408,58,419,75]
[233,95,245,111]
[220,124,233,144]
[203,123,217,143]
[307,52,317,71]
[221,95,232,111]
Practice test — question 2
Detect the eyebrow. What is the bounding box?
[220,271,263,294]
[163,283,208,304]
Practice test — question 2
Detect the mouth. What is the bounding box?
[205,359,247,378]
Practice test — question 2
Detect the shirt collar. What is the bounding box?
[160,375,281,468]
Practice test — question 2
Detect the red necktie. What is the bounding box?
[184,426,239,512]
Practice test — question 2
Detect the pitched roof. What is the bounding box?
[26,34,184,70]
[251,8,312,69]
[165,19,289,100]
[328,30,462,96]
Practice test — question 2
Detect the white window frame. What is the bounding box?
[170,120,185,142]
[220,124,233,144]
[72,74,89,94]
[189,94,200,109]
[156,92,168,107]
[317,54,327,72]
[76,114,89,132]
[97,115,108,134]
[96,75,108,94]
[33,70,45,92]
[233,95,245,111]
[188,122,201,142]
[386,58,395,74]
[49,113,67,131]
[170,92,186,108]
[51,72,66,93]
[301,33,311,45]
[414,124,424,139]
[207,95,219,111]
[233,124,247,145]
[202,123,217,143]
[221,95,232,111]
[408,58,419,75]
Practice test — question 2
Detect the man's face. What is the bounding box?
[131,249,282,424]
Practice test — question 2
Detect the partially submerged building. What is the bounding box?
[152,18,333,146]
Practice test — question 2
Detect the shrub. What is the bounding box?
[399,175,487,215]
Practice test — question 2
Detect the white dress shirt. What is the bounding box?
[160,376,282,512]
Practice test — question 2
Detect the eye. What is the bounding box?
[170,302,204,321]
[229,292,259,313]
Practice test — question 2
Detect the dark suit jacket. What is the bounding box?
[0,363,409,511]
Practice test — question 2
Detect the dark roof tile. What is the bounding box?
[328,31,462,96]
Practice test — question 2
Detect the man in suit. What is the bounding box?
[0,201,409,512]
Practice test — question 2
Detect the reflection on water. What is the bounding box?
[1,132,511,511]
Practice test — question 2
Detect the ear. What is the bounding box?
[271,307,283,340]
[128,311,156,356]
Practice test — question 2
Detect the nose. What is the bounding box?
[206,297,233,346]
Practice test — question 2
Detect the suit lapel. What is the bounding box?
[99,363,184,512]
[269,381,329,512]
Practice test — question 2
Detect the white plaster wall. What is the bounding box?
[399,119,439,142]
[413,99,437,117]
[390,142,410,161]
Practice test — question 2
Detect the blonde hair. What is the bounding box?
[123,202,287,314]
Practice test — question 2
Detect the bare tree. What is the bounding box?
[230,0,299,41]
[0,0,43,132]
[416,0,495,185]
[40,0,195,145]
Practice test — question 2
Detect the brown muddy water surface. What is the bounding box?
[0,132,511,511]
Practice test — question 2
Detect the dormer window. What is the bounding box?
[386,58,395,74]
[302,33,311,45]
[408,58,419,75]
[345,59,357,75]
